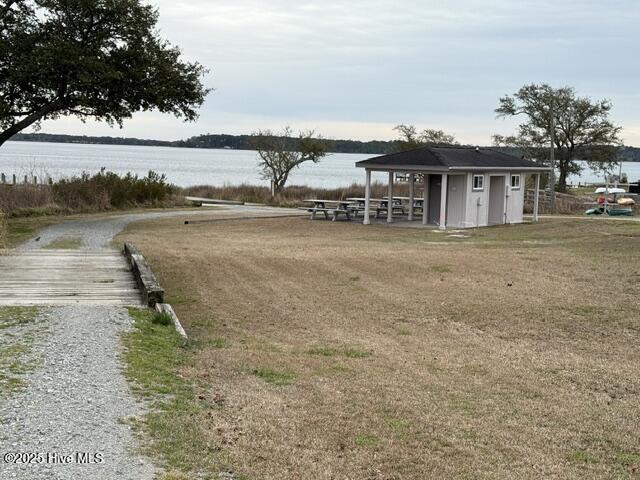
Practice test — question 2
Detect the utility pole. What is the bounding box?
[549,101,556,211]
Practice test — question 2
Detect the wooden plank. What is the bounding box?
[0,249,143,306]
[123,242,164,307]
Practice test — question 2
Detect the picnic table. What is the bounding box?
[375,198,406,218]
[383,196,424,215]
[345,197,387,218]
[300,199,355,221]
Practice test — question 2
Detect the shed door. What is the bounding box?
[488,176,506,225]
[446,175,467,227]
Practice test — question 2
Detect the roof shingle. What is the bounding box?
[356,146,549,171]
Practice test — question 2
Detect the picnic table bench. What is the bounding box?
[375,198,406,218]
[300,200,355,221]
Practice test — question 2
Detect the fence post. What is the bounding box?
[33,176,37,185]
[0,210,6,251]
[1,173,5,184]
[12,174,16,185]
[24,175,28,184]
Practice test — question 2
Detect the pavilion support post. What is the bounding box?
[364,169,371,225]
[422,174,429,225]
[408,173,415,221]
[387,171,394,223]
[439,174,448,230]
[533,173,540,222]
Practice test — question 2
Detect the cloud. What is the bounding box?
[31,0,640,145]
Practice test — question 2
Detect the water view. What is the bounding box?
[1,141,638,188]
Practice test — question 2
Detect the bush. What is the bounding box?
[0,169,179,217]
[53,169,176,210]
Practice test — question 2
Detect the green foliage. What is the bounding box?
[354,434,380,447]
[0,306,40,394]
[0,306,39,330]
[430,264,452,273]
[343,347,373,358]
[494,84,623,192]
[152,311,173,326]
[52,169,175,210]
[0,0,209,146]
[307,346,338,357]
[308,346,373,358]
[570,450,599,464]
[123,308,221,476]
[251,367,296,386]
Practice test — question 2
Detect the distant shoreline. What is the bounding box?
[10,133,640,162]
[10,132,396,155]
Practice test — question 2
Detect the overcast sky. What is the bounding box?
[37,0,640,145]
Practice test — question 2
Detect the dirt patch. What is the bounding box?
[117,215,640,479]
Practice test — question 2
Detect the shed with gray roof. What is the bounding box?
[355,145,550,228]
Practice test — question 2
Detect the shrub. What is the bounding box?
[53,169,176,210]
[0,169,178,217]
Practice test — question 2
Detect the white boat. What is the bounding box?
[594,187,626,194]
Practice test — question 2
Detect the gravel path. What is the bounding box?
[1,206,303,479]
[20,206,303,250]
[0,307,155,479]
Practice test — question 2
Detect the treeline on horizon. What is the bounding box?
[11,132,396,155]
[9,132,640,161]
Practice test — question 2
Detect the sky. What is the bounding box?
[35,0,640,145]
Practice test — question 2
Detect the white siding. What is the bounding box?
[392,171,531,229]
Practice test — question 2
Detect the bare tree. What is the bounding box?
[393,124,458,151]
[251,127,327,194]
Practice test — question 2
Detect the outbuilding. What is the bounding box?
[356,145,550,229]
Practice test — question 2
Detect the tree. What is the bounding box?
[494,84,622,192]
[0,0,209,147]
[251,127,327,194]
[393,124,458,151]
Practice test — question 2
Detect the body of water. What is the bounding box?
[0,141,638,188]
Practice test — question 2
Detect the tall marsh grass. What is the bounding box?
[0,169,179,217]
[184,182,410,207]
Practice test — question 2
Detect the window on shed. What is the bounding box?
[472,174,484,190]
[511,174,521,189]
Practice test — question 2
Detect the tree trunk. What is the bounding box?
[0,102,60,148]
[557,163,568,193]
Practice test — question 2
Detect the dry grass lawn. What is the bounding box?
[117,214,640,479]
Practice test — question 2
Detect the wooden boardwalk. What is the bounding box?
[0,250,143,306]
